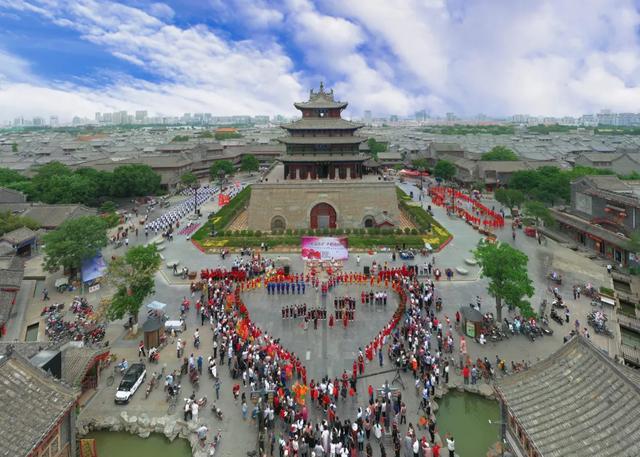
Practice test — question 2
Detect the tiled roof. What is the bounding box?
[495,336,640,457]
[0,204,96,229]
[0,256,24,325]
[0,352,76,457]
[1,227,36,244]
[279,136,365,145]
[281,119,363,130]
[61,346,109,387]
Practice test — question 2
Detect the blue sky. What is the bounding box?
[0,0,639,122]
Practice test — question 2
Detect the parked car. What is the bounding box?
[399,250,415,260]
[115,363,146,404]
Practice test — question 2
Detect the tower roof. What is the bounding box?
[280,118,363,131]
[294,82,348,110]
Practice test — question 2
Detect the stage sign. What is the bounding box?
[301,236,348,261]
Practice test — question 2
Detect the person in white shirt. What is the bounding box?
[446,434,455,457]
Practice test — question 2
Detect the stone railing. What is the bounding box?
[618,314,640,333]
[621,344,640,365]
[77,412,210,457]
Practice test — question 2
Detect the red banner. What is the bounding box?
[218,194,230,206]
[429,186,505,228]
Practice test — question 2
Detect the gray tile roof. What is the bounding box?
[0,256,24,326]
[281,118,363,130]
[0,204,96,229]
[279,136,366,145]
[61,346,109,387]
[1,227,36,244]
[495,336,640,457]
[0,352,76,457]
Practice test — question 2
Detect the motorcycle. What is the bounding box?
[208,429,222,456]
[193,395,207,407]
[550,309,563,325]
[211,403,224,420]
[194,336,201,349]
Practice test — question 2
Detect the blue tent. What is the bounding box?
[81,255,107,283]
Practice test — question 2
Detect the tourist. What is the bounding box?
[176,338,183,358]
[445,434,455,457]
[138,340,146,357]
[42,287,49,300]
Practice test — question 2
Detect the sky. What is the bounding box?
[1,0,640,122]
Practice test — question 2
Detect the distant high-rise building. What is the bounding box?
[446,112,456,122]
[364,110,372,123]
[119,111,128,125]
[49,116,59,127]
[102,112,113,124]
[32,117,44,126]
[254,115,270,125]
[95,112,102,123]
[390,115,399,122]
[414,110,427,122]
[135,110,148,122]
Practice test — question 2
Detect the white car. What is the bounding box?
[115,363,146,404]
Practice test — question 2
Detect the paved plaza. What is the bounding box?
[67,178,619,457]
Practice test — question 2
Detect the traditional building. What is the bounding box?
[494,336,640,457]
[247,84,400,231]
[279,82,366,181]
[0,347,78,457]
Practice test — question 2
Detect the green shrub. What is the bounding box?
[306,229,314,235]
[410,228,418,235]
[286,229,293,235]
[322,228,329,235]
[255,230,262,237]
[404,227,411,234]
[344,228,351,235]
[381,228,393,235]
[335,228,343,235]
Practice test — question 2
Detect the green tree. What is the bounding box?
[411,159,430,171]
[434,160,456,181]
[0,211,39,236]
[110,164,161,197]
[210,160,235,180]
[172,135,190,142]
[628,230,640,256]
[367,138,388,158]
[494,188,524,215]
[474,242,534,322]
[481,146,518,161]
[0,168,27,186]
[524,200,554,227]
[214,131,243,140]
[42,216,108,276]
[106,244,161,324]
[11,143,17,153]
[180,172,198,188]
[240,154,260,172]
[99,201,117,214]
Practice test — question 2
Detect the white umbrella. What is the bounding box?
[146,301,167,311]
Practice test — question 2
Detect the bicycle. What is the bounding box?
[106,364,120,387]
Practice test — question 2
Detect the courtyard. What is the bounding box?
[69,177,621,457]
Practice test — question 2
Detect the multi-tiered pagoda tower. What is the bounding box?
[247,84,400,231]
[279,82,366,180]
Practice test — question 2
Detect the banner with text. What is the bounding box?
[301,236,349,261]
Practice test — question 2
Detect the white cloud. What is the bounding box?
[1,0,640,120]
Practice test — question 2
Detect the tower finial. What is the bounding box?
[319,81,324,93]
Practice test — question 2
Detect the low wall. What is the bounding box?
[77,412,210,457]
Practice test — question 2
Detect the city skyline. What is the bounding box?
[0,1,639,122]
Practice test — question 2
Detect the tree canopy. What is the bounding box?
[214,131,243,140]
[0,211,39,236]
[494,188,524,213]
[481,146,518,161]
[0,163,162,207]
[434,160,456,181]
[180,172,198,188]
[106,244,161,323]
[367,138,388,158]
[524,200,554,227]
[474,242,534,321]
[210,160,235,180]
[240,154,260,172]
[42,216,108,275]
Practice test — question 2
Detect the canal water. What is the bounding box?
[436,391,500,457]
[84,431,191,457]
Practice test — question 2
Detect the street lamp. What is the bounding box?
[192,181,200,216]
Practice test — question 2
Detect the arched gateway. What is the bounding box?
[310,203,337,229]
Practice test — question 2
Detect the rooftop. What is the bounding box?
[293,83,348,110]
[281,118,363,131]
[0,351,76,457]
[495,336,640,457]
[279,136,366,145]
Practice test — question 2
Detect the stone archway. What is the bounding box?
[310,203,337,229]
[271,216,286,232]
[363,216,375,228]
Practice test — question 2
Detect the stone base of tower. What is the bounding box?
[247,179,401,231]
